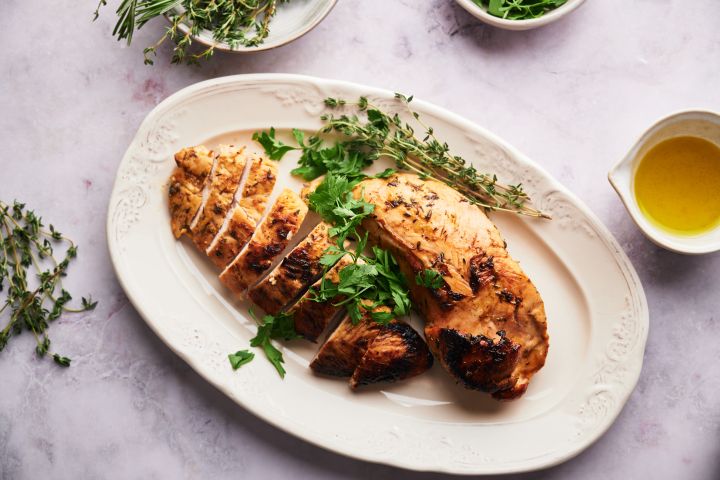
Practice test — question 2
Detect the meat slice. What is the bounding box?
[310,309,387,377]
[168,146,215,238]
[219,188,308,294]
[191,145,247,251]
[350,322,434,389]
[355,173,549,400]
[248,222,335,315]
[310,307,433,389]
[288,254,354,341]
[207,155,277,268]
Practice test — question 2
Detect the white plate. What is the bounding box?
[107,74,648,475]
[169,0,336,53]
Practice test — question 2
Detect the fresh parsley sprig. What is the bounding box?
[0,201,97,367]
[307,175,376,246]
[474,0,567,20]
[300,172,411,325]
[311,241,411,325]
[228,350,254,370]
[234,309,300,378]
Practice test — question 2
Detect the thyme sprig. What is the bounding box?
[254,96,548,218]
[94,0,288,65]
[0,201,97,366]
[320,95,549,219]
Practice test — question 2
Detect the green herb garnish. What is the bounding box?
[254,95,548,218]
[246,310,299,378]
[252,128,297,161]
[307,175,376,246]
[415,269,444,289]
[94,0,289,65]
[228,350,255,370]
[299,173,411,325]
[311,241,411,325]
[474,0,567,20]
[0,201,97,366]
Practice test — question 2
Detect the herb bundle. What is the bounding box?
[474,0,567,20]
[0,201,97,366]
[255,95,548,218]
[94,0,288,65]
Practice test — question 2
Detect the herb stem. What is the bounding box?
[0,200,97,364]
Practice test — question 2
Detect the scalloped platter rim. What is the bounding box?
[106,74,648,475]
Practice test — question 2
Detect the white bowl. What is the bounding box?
[168,0,336,53]
[608,111,720,255]
[455,0,586,31]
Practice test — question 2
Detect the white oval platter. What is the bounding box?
[107,74,648,475]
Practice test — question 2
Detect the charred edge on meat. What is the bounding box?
[436,328,520,394]
[430,253,451,276]
[278,246,315,282]
[245,243,284,272]
[468,254,495,293]
[497,288,522,309]
[351,323,434,388]
[429,283,465,311]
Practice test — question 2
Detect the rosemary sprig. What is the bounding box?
[0,201,97,366]
[94,0,288,65]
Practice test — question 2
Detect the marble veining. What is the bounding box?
[1,0,719,479]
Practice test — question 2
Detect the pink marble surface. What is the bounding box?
[1,0,719,478]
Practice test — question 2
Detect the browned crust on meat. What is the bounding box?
[240,155,278,218]
[207,155,277,268]
[168,146,215,239]
[248,222,335,315]
[350,322,434,389]
[310,312,385,377]
[208,206,257,268]
[433,328,520,396]
[289,254,354,341]
[191,145,247,251]
[311,305,433,388]
[219,189,308,294]
[356,173,549,400]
